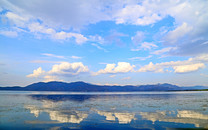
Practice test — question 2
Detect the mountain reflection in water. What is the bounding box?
[0,91,208,129]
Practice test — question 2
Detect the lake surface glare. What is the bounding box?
[0,91,208,129]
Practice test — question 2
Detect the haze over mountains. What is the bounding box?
[0,81,207,92]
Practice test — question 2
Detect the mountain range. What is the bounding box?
[0,81,208,92]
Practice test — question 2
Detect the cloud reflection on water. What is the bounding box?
[140,110,208,128]
[24,93,208,129]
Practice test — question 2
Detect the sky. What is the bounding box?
[0,0,208,87]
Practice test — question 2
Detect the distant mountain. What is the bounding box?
[0,81,207,92]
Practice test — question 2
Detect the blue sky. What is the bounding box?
[0,0,208,86]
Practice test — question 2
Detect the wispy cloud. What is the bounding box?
[131,42,158,51]
[129,55,152,61]
[131,31,145,45]
[42,53,66,59]
[70,56,82,59]
[152,47,177,55]
[91,43,108,52]
[0,30,18,38]
[122,77,131,80]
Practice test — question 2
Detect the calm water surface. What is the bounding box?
[0,91,208,129]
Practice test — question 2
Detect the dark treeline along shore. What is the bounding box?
[0,81,208,92]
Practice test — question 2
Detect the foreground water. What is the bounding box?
[0,91,208,129]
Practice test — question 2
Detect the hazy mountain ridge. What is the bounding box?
[0,81,207,91]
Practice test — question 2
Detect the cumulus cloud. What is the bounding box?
[114,4,163,25]
[43,75,62,82]
[48,62,89,76]
[173,63,205,73]
[138,62,164,73]
[137,54,208,73]
[94,62,135,75]
[1,0,208,55]
[27,62,89,81]
[27,67,45,78]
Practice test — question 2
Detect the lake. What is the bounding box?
[0,91,208,129]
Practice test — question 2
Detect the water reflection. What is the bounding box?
[1,92,207,129]
[96,110,136,124]
[25,103,88,124]
[29,93,178,103]
[140,110,208,128]
[23,93,208,129]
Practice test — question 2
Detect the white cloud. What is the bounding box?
[27,62,89,81]
[201,41,208,45]
[138,62,164,73]
[89,35,105,44]
[1,0,208,55]
[94,62,135,75]
[173,63,205,73]
[5,12,29,27]
[54,32,88,44]
[164,22,193,44]
[0,30,18,37]
[28,22,55,35]
[191,54,208,62]
[152,47,177,55]
[49,62,89,76]
[28,23,88,44]
[114,4,163,25]
[137,54,208,73]
[131,31,145,45]
[129,55,152,61]
[2,12,88,44]
[140,42,158,50]
[91,43,108,52]
[71,56,82,59]
[43,75,62,82]
[131,42,158,51]
[42,53,66,59]
[27,67,45,78]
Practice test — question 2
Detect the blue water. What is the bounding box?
[0,91,208,129]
